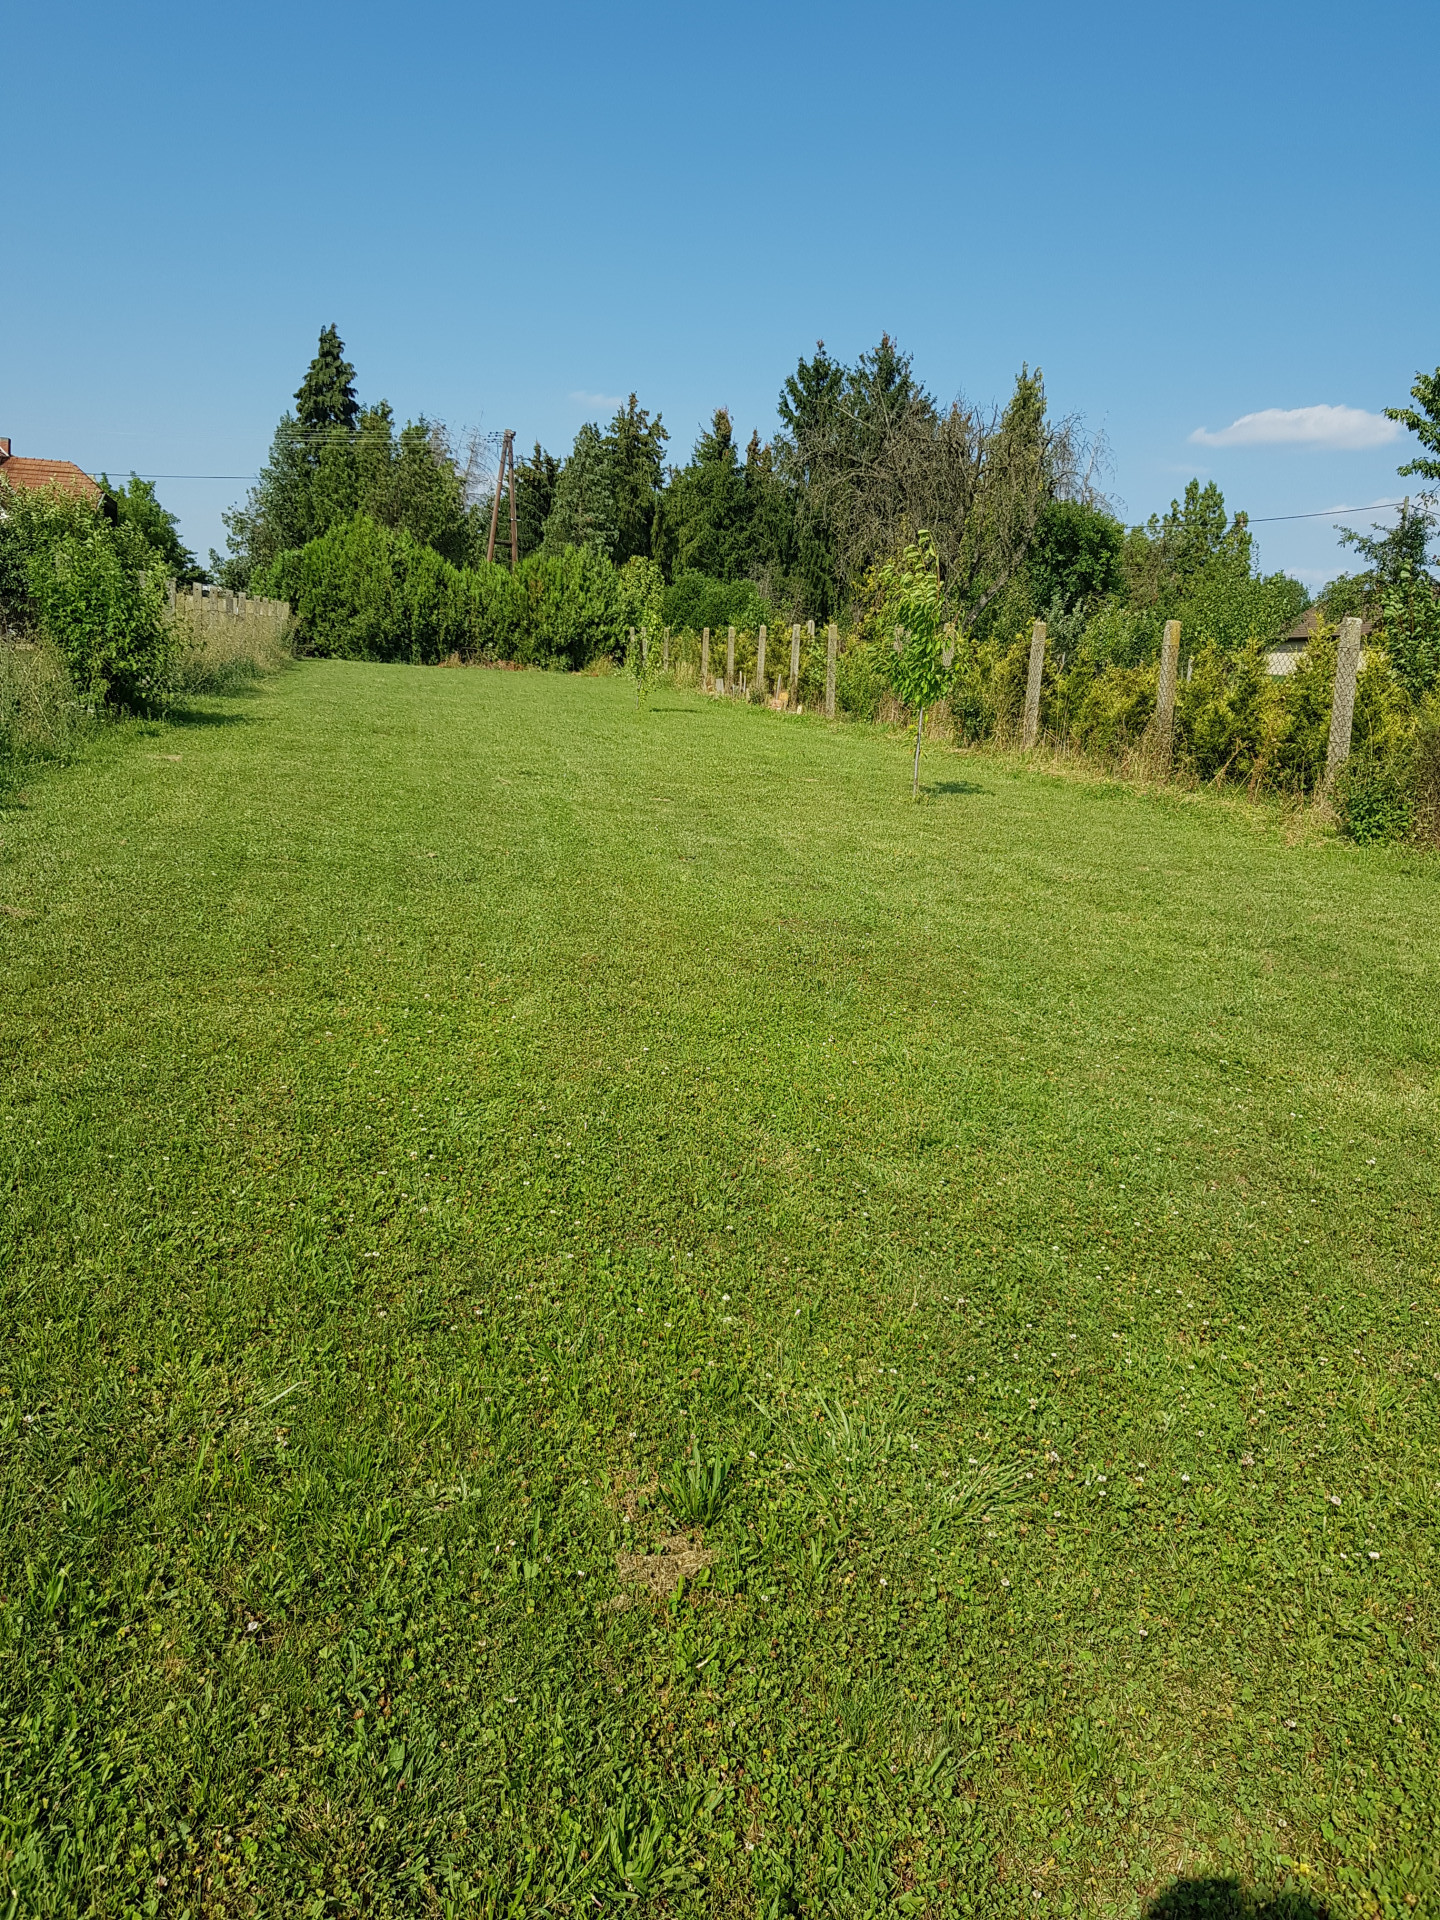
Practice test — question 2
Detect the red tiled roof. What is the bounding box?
[0,455,101,503]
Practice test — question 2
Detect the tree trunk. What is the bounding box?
[912,707,925,800]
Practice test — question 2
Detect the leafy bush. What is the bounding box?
[835,636,889,720]
[1377,562,1440,701]
[1334,750,1416,844]
[0,482,172,707]
[947,636,1002,743]
[1079,603,1163,669]
[1176,560,1308,657]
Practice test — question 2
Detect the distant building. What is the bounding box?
[1266,605,1373,677]
[0,437,101,504]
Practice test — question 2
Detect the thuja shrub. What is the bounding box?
[1068,661,1157,759]
[510,544,622,670]
[1175,638,1272,782]
[263,515,474,662]
[0,482,172,707]
[262,517,627,669]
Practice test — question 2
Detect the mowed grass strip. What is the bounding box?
[0,661,1436,1918]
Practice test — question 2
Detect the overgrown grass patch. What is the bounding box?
[0,663,1436,1916]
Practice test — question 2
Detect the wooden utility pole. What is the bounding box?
[487,430,518,566]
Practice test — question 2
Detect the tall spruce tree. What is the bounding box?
[513,444,560,560]
[219,328,469,586]
[544,423,616,554]
[294,325,359,434]
[777,341,847,617]
[655,408,751,580]
[846,333,934,455]
[604,395,668,565]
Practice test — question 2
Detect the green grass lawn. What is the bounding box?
[1,661,1437,1919]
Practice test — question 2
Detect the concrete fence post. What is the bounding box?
[702,627,710,690]
[1022,619,1046,748]
[726,626,736,693]
[1323,616,1365,797]
[756,624,766,701]
[1155,618,1181,769]
[789,623,801,700]
[825,623,838,720]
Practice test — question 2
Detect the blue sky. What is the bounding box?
[3,0,1435,586]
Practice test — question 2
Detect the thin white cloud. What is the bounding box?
[569,390,623,411]
[1190,405,1400,451]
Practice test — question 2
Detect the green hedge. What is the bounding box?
[258,516,627,670]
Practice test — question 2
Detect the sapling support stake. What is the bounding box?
[912,708,925,801]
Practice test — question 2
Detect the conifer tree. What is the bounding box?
[544,423,616,555]
[514,444,559,560]
[294,325,359,435]
[655,408,750,580]
[777,342,846,616]
[604,395,668,566]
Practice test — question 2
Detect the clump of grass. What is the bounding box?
[0,634,95,787]
[659,1439,735,1525]
[170,600,292,693]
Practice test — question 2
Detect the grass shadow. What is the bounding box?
[926,779,987,797]
[1144,1879,1329,1919]
[159,705,257,729]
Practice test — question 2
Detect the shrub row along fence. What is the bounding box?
[635,619,842,719]
[634,610,1437,843]
[1015,613,1366,796]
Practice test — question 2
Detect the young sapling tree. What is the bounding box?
[625,624,655,709]
[879,532,955,798]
